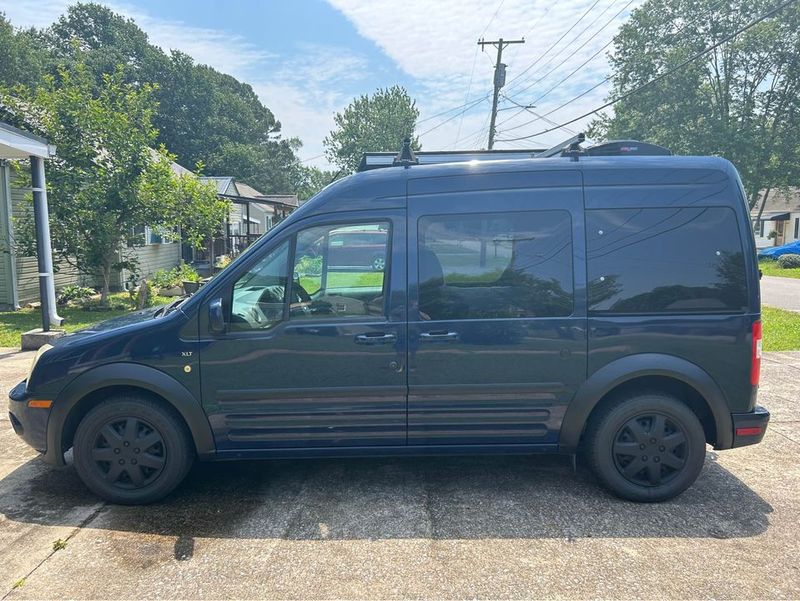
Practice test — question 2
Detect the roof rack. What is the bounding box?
[392,137,419,167]
[357,134,672,171]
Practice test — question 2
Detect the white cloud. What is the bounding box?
[2,0,641,165]
[328,0,641,149]
[1,0,352,167]
[251,46,373,168]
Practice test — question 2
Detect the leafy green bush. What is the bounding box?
[150,264,201,289]
[150,268,179,290]
[175,263,202,282]
[295,255,322,276]
[56,285,95,305]
[777,253,800,269]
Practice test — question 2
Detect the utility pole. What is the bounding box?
[478,37,525,149]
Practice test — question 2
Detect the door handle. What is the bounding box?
[420,331,459,342]
[354,333,397,345]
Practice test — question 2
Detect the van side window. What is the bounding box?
[290,222,390,319]
[230,239,290,331]
[587,207,747,314]
[417,211,573,320]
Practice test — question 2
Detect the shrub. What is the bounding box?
[777,253,800,269]
[295,255,322,276]
[57,285,95,305]
[150,268,179,290]
[175,263,202,282]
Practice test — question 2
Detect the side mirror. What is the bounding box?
[208,297,226,334]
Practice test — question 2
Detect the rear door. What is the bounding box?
[407,170,587,447]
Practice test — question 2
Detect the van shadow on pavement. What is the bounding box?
[0,452,772,543]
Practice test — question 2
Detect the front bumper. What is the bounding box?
[8,380,50,453]
[731,405,770,448]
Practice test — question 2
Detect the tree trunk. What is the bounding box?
[100,264,111,306]
[755,188,772,223]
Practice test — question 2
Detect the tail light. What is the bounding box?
[751,320,762,386]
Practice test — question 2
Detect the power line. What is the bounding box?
[497,0,794,141]
[513,0,730,113]
[500,95,578,134]
[496,0,633,129]
[416,91,492,126]
[498,0,732,135]
[505,0,635,105]
[502,0,603,91]
[455,45,481,146]
[418,94,491,137]
[480,0,506,37]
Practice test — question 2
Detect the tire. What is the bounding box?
[585,391,706,502]
[73,395,194,504]
[371,254,386,272]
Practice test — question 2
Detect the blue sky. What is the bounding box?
[2,0,642,168]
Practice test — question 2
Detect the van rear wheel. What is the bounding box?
[585,392,706,502]
[73,395,194,504]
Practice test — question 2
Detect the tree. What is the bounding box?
[590,0,800,208]
[0,14,48,88]
[206,139,305,195]
[324,86,420,173]
[1,3,305,196]
[42,4,289,173]
[0,57,227,302]
[296,166,338,201]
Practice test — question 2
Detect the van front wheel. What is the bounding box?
[585,392,706,502]
[73,395,194,504]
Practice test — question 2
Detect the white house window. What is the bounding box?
[130,225,178,246]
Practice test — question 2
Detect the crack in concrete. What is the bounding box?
[1,503,107,600]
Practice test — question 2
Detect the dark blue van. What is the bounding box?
[9,147,769,504]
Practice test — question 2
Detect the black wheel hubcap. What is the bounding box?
[90,417,166,489]
[612,413,688,487]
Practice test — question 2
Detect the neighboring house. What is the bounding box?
[194,177,297,262]
[0,159,85,308]
[2,153,299,307]
[234,182,298,233]
[751,188,800,249]
[1,152,193,308]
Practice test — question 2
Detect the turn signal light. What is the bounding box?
[27,399,53,409]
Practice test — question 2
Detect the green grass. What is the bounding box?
[762,306,800,351]
[758,259,800,279]
[299,271,383,294]
[0,292,173,348]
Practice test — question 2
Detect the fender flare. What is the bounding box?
[45,362,215,466]
[559,353,733,453]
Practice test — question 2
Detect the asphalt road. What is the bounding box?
[761,275,800,312]
[1,348,798,599]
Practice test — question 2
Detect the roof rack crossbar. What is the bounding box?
[535,133,586,158]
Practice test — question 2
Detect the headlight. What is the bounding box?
[27,344,53,384]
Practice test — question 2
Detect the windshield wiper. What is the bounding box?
[154,296,187,318]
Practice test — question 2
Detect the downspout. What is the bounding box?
[30,155,63,330]
[0,161,19,309]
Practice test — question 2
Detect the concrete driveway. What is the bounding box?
[1,348,798,599]
[761,275,800,312]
